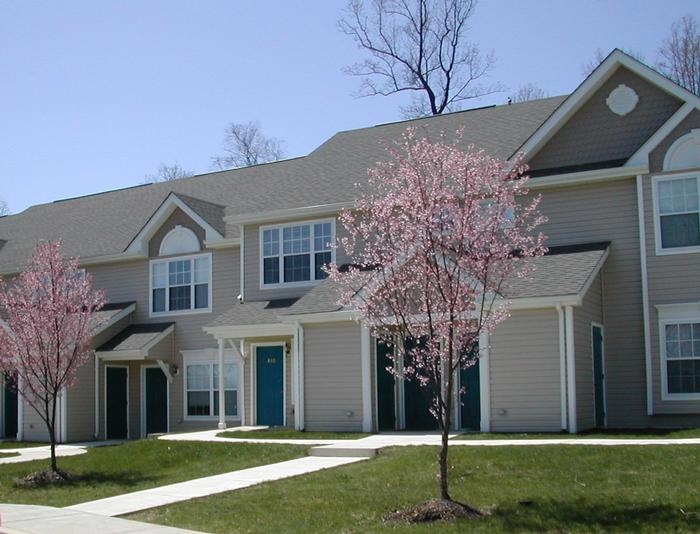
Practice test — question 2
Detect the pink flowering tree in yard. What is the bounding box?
[0,241,105,476]
[328,129,546,507]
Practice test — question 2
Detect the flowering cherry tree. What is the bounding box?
[328,129,546,503]
[0,241,105,474]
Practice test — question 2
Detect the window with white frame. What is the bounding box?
[185,362,238,417]
[261,220,334,286]
[654,174,700,251]
[662,320,700,395]
[150,253,211,315]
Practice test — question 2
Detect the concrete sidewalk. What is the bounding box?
[0,440,125,465]
[0,504,202,533]
[66,455,365,517]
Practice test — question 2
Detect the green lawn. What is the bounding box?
[0,452,19,458]
[130,445,700,533]
[455,428,700,440]
[0,441,49,449]
[219,429,372,440]
[0,439,307,507]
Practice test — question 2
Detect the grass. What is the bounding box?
[0,438,307,507]
[455,428,700,440]
[130,444,700,533]
[0,441,49,449]
[219,429,372,440]
[0,452,19,458]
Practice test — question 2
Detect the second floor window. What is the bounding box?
[261,220,334,286]
[655,174,700,251]
[150,253,211,315]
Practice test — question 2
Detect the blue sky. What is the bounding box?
[1,1,696,213]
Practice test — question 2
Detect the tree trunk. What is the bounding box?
[438,385,453,501]
[48,395,58,473]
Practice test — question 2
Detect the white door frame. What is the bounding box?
[250,342,287,426]
[140,364,170,438]
[104,364,129,440]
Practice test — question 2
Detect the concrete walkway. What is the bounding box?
[66,455,365,517]
[0,504,202,533]
[0,441,124,465]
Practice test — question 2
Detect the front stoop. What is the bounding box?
[308,445,377,458]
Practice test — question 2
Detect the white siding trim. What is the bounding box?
[656,302,700,401]
[651,172,700,256]
[59,388,68,443]
[292,327,300,430]
[239,224,245,301]
[217,339,226,430]
[637,175,654,415]
[16,376,24,441]
[360,324,372,432]
[557,305,568,430]
[250,342,287,426]
[478,331,491,432]
[297,325,305,430]
[627,103,695,167]
[565,305,577,433]
[94,355,100,439]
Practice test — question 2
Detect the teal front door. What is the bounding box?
[256,346,284,426]
[106,367,128,439]
[376,340,396,431]
[403,337,438,431]
[460,360,481,430]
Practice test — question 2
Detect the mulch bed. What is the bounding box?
[385,498,486,523]
[14,469,72,487]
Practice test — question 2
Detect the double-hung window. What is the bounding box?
[654,174,700,253]
[261,220,334,286]
[185,362,238,417]
[150,253,211,315]
[662,320,700,396]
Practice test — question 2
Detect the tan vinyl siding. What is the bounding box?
[66,359,97,441]
[529,67,681,172]
[536,178,647,427]
[87,247,240,436]
[148,208,205,258]
[303,322,363,431]
[643,119,700,416]
[574,274,604,431]
[243,218,350,302]
[489,308,562,432]
[21,403,51,442]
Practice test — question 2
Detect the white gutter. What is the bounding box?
[528,165,648,190]
[557,305,568,430]
[637,175,654,415]
[224,202,354,225]
[360,323,372,432]
[565,305,577,433]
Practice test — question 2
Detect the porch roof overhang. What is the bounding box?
[203,298,299,340]
[95,322,175,361]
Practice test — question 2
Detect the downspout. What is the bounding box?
[239,339,246,426]
[297,323,305,431]
[292,326,300,430]
[565,305,577,433]
[557,305,568,431]
[637,175,653,415]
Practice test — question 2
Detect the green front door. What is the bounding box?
[403,337,438,431]
[256,346,284,426]
[145,367,167,435]
[106,367,128,439]
[592,325,606,427]
[460,360,481,430]
[3,372,18,439]
[376,340,396,431]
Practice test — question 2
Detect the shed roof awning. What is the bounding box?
[96,322,174,360]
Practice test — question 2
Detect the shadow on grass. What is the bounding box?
[492,499,699,531]
[15,470,160,490]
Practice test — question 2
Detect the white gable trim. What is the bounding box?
[627,103,696,168]
[517,50,700,165]
[125,193,224,255]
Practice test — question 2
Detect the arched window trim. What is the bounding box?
[159,225,201,257]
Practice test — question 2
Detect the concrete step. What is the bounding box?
[308,445,377,458]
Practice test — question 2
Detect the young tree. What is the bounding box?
[657,14,700,95]
[144,162,193,184]
[328,129,546,506]
[510,83,548,103]
[0,241,105,475]
[212,121,285,170]
[338,0,500,117]
[0,199,9,216]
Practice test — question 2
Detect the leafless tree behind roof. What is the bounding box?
[657,14,700,95]
[144,163,193,183]
[339,0,500,118]
[212,121,285,170]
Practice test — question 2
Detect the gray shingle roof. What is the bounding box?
[207,299,299,327]
[96,322,174,352]
[0,97,566,273]
[281,243,609,317]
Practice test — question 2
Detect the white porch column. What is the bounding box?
[217,338,226,430]
[16,375,24,441]
[360,323,372,432]
[565,305,577,434]
[292,326,300,430]
[297,323,305,431]
[478,331,491,432]
[94,354,100,439]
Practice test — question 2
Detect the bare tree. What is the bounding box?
[144,163,193,184]
[510,83,548,103]
[211,121,285,170]
[0,200,8,216]
[338,0,500,117]
[581,48,645,78]
[657,14,700,95]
